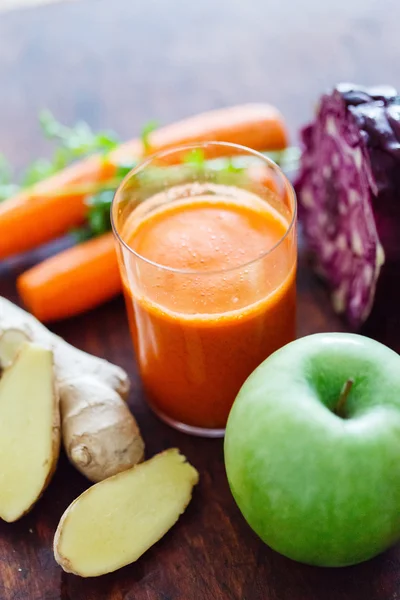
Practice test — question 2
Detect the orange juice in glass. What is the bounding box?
[112,142,297,437]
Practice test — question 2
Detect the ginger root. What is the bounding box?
[0,341,60,522]
[0,297,144,482]
[54,449,199,577]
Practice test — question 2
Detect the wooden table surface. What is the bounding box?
[1,1,400,598]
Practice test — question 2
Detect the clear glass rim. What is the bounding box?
[111,141,297,276]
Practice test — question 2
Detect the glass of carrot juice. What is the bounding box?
[112,142,297,437]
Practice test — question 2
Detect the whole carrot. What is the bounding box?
[0,104,287,259]
[17,232,121,322]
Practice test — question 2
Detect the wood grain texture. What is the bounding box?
[1,0,400,598]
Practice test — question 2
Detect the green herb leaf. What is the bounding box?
[52,147,70,171]
[141,120,159,152]
[183,148,205,168]
[224,157,244,174]
[115,160,138,179]
[264,147,300,172]
[86,190,114,236]
[39,109,64,139]
[39,109,119,161]
[70,226,93,243]
[23,158,58,187]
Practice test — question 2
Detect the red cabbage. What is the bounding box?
[295,84,400,327]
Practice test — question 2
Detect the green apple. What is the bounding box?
[224,333,400,567]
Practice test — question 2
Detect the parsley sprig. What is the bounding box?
[0,110,120,196]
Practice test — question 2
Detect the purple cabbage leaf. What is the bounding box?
[295,83,400,327]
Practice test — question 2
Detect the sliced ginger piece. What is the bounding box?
[54,448,199,576]
[0,341,60,522]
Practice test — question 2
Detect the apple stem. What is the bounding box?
[335,379,354,418]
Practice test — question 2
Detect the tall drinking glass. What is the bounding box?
[112,142,297,437]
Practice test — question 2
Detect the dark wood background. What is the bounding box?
[1,1,400,598]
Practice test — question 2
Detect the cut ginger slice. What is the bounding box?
[54,448,199,576]
[0,341,60,522]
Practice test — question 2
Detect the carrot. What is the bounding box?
[0,104,287,259]
[17,232,121,322]
[0,157,115,260]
